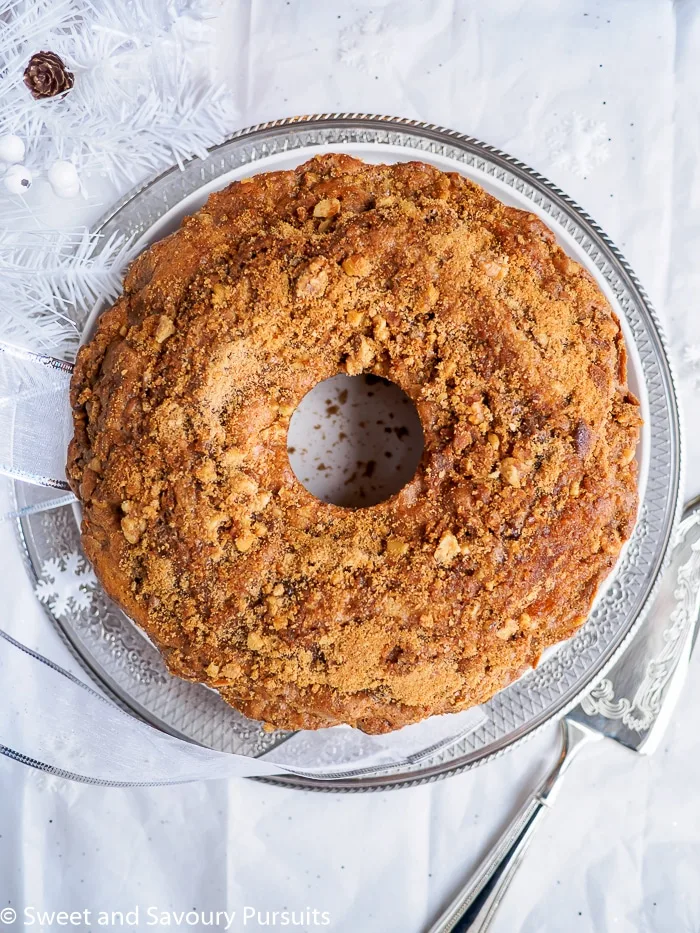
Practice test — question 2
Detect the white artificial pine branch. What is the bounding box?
[0,228,139,353]
[0,0,233,356]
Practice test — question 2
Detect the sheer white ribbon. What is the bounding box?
[0,341,75,491]
[0,628,485,784]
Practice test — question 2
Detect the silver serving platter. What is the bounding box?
[14,115,683,791]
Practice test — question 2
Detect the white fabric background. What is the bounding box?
[2,1,700,931]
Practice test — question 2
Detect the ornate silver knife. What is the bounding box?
[428,495,700,933]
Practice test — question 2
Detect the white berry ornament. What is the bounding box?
[0,134,26,164]
[4,164,32,194]
[47,160,80,198]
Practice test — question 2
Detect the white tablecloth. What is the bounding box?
[2,2,700,931]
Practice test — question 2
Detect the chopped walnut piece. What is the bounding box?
[345,336,375,374]
[500,458,521,487]
[155,315,175,343]
[519,612,538,631]
[373,316,389,342]
[441,359,457,380]
[342,254,372,277]
[386,537,409,557]
[121,515,144,545]
[296,258,329,298]
[247,631,264,651]
[220,448,245,470]
[195,461,218,484]
[478,255,509,280]
[495,618,519,640]
[434,532,460,565]
[415,283,439,313]
[252,491,272,512]
[228,472,258,497]
[235,532,257,552]
[468,401,490,425]
[313,197,340,218]
[211,283,230,307]
[203,511,229,542]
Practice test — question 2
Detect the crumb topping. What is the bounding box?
[68,154,641,733]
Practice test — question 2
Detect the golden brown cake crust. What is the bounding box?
[67,154,641,734]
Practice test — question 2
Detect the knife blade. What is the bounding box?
[570,497,700,754]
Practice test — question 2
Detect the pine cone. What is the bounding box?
[23,51,75,100]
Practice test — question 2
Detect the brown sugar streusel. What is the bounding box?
[67,154,641,734]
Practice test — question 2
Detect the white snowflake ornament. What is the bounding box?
[48,160,80,198]
[4,164,33,194]
[0,134,26,164]
[35,552,97,618]
[26,730,84,799]
[547,113,611,178]
[339,12,396,68]
[168,0,222,19]
[683,344,700,388]
[683,344,700,366]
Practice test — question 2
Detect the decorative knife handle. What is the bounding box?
[426,719,600,933]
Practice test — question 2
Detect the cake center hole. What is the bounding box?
[287,374,424,508]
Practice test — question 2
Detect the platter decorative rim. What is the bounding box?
[14,114,683,792]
